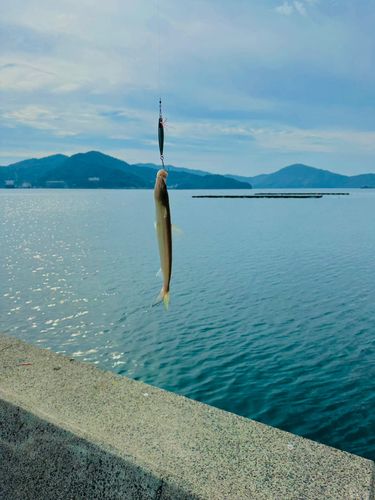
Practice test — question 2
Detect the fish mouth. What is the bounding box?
[157,169,168,179]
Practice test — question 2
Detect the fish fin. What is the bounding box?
[156,268,163,279]
[172,225,184,239]
[163,291,170,310]
[152,290,164,307]
[152,289,170,310]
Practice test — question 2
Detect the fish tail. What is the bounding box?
[152,289,170,310]
[152,290,164,307]
[152,287,169,310]
[163,291,170,310]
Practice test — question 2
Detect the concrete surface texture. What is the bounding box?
[0,332,374,499]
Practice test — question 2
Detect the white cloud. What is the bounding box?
[51,83,83,93]
[275,1,306,16]
[0,0,374,175]
[0,0,361,102]
[294,1,307,15]
[0,150,74,162]
[0,47,135,96]
[250,126,375,154]
[54,130,78,137]
[3,106,58,130]
[1,102,157,142]
[0,63,56,91]
[275,2,294,15]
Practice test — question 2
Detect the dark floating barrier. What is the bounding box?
[255,192,349,196]
[192,194,324,199]
[193,192,350,199]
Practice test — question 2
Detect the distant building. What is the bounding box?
[89,177,100,182]
[4,180,15,189]
[21,182,32,188]
[46,181,67,189]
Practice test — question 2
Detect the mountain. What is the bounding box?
[251,164,348,189]
[1,151,252,189]
[40,152,153,189]
[170,162,375,188]
[0,154,68,185]
[228,164,375,189]
[4,153,372,190]
[346,174,375,188]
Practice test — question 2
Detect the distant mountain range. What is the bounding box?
[0,151,251,190]
[1,152,375,189]
[225,164,375,189]
[115,160,375,188]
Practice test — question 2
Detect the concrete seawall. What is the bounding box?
[1,332,374,499]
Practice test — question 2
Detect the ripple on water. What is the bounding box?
[1,189,375,461]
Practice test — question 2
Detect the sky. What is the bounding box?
[1,0,375,176]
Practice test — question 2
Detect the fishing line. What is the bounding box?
[157,0,166,170]
[158,0,161,98]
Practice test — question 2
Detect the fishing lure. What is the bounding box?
[158,99,166,170]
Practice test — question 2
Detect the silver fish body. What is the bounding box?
[153,169,172,309]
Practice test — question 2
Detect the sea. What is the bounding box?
[1,188,374,461]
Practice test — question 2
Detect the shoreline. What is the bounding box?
[1,332,374,499]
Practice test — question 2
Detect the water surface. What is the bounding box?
[1,188,374,460]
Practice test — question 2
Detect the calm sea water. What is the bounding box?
[1,188,374,461]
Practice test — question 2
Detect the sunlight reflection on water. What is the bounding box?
[1,188,375,461]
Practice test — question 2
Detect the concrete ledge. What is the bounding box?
[1,333,374,499]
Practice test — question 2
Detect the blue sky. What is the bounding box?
[1,0,374,176]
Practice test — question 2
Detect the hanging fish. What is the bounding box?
[153,169,172,309]
[153,100,182,309]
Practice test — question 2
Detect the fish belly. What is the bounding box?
[155,205,171,291]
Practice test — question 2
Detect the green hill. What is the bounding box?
[40,153,152,189]
[1,151,252,189]
[251,164,348,189]
[5,153,373,190]
[0,154,68,185]
[227,164,375,188]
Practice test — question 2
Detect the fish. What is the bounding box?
[153,169,172,310]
